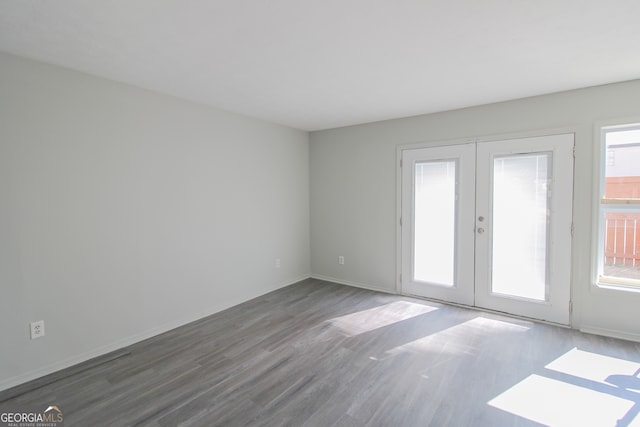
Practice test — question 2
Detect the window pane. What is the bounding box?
[492,153,550,301]
[414,161,456,286]
[601,126,640,285]
[604,128,640,200]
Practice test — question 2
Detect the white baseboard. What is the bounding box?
[579,325,640,343]
[310,274,396,295]
[0,274,310,393]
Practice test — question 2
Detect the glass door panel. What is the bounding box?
[414,160,457,286]
[492,153,551,301]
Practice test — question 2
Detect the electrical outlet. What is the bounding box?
[275,258,281,268]
[338,255,345,265]
[30,320,45,339]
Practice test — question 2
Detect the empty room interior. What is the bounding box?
[2,1,640,426]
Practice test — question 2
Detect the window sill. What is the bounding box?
[595,278,640,294]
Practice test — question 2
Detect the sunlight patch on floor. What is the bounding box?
[546,348,640,391]
[328,301,437,337]
[490,348,640,426]
[489,374,634,427]
[385,316,530,358]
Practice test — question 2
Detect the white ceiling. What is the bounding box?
[1,1,639,131]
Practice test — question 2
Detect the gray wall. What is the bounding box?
[0,52,310,390]
[310,80,640,340]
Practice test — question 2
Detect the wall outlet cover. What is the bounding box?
[30,320,45,339]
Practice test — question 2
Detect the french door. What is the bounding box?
[401,134,574,324]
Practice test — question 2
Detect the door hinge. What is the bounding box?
[400,273,402,283]
[569,300,573,313]
[400,217,402,227]
[570,222,574,237]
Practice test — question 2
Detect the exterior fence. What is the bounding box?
[604,212,640,267]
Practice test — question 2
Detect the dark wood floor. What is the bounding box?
[2,278,640,426]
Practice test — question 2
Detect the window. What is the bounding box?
[597,123,640,288]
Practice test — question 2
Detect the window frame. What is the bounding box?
[594,121,640,291]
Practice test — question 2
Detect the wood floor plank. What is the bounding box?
[1,278,639,426]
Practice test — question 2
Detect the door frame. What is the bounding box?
[395,128,577,325]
